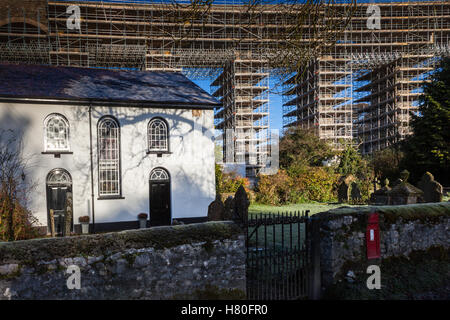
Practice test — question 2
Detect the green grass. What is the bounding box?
[248,223,306,251]
[249,202,367,216]
[247,202,367,251]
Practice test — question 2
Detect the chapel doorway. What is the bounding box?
[149,168,171,226]
[46,168,73,236]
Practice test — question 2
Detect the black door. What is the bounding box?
[47,186,68,236]
[149,181,171,226]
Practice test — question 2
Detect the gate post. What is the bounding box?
[308,217,321,300]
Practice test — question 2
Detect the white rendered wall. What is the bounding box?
[0,102,216,228]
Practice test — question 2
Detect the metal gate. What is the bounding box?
[246,211,312,300]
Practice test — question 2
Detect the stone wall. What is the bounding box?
[315,202,450,288]
[0,222,246,300]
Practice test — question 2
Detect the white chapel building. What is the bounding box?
[0,63,220,234]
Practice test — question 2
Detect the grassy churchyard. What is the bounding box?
[247,202,367,252]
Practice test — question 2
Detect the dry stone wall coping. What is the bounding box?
[0,221,244,265]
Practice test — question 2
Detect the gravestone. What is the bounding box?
[391,178,403,188]
[370,178,391,205]
[372,178,380,192]
[338,175,354,203]
[350,182,362,203]
[418,172,443,203]
[399,169,410,181]
[387,170,423,205]
[223,196,235,220]
[207,195,225,221]
[233,185,249,224]
[338,182,349,203]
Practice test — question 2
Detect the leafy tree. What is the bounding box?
[401,57,450,185]
[279,126,335,176]
[0,130,39,241]
[335,145,374,201]
[255,127,338,205]
[370,146,404,182]
[336,145,365,176]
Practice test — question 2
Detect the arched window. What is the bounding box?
[47,168,72,186]
[148,118,169,152]
[98,117,121,197]
[44,114,70,151]
[150,168,170,181]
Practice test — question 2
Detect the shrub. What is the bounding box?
[255,167,339,205]
[0,199,40,241]
[137,213,148,219]
[78,216,90,223]
[294,167,339,203]
[255,169,293,205]
[215,164,250,196]
[0,129,39,241]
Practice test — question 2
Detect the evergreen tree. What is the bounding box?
[337,145,365,176]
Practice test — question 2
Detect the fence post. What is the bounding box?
[308,216,321,300]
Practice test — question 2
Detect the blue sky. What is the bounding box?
[192,79,285,133]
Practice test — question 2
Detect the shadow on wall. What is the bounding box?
[1,102,215,223]
[71,105,215,219]
[0,103,39,227]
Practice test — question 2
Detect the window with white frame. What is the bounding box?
[44,114,70,152]
[150,168,170,181]
[148,118,169,152]
[98,117,121,197]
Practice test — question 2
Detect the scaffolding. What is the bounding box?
[0,0,449,166]
[211,53,269,179]
[283,56,353,150]
[354,54,438,155]
[281,0,450,152]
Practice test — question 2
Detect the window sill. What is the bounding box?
[42,151,73,158]
[97,196,125,200]
[146,151,172,157]
[42,151,73,154]
[146,151,172,155]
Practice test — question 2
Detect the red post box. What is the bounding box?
[366,212,380,259]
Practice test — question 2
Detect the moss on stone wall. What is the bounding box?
[0,222,244,265]
[317,202,449,234]
[322,202,449,222]
[318,202,450,291]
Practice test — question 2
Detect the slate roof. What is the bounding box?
[0,64,220,109]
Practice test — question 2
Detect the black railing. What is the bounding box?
[246,211,310,300]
